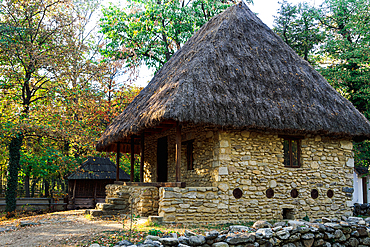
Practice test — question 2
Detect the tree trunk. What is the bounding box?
[31,177,40,198]
[50,178,55,198]
[5,134,24,214]
[25,175,30,198]
[44,179,50,198]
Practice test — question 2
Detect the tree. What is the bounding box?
[316,0,370,119]
[99,0,252,72]
[317,0,370,166]
[0,0,144,211]
[273,1,323,63]
[273,0,370,167]
[0,0,81,214]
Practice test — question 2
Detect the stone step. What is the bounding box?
[105,197,126,205]
[102,209,127,215]
[89,209,104,217]
[96,203,127,211]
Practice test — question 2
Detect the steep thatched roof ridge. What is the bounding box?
[67,157,130,180]
[96,2,370,152]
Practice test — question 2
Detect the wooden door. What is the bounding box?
[157,137,168,182]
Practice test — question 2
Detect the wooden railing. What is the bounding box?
[0,197,67,211]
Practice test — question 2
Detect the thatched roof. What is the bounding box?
[67,157,130,180]
[96,2,370,152]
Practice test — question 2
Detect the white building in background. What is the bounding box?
[353,166,370,204]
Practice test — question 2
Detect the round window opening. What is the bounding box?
[327,189,334,198]
[311,189,319,199]
[233,188,243,199]
[291,189,299,198]
[266,188,274,198]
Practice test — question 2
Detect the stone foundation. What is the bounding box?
[91,185,159,217]
[159,185,354,223]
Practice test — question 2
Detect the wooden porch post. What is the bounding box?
[363,177,368,204]
[140,133,144,182]
[116,142,121,181]
[175,123,182,182]
[131,135,135,182]
[72,180,76,209]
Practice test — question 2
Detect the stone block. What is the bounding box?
[163,191,182,199]
[206,131,213,138]
[206,193,215,200]
[212,242,228,247]
[219,167,229,175]
[197,206,218,213]
[219,154,231,160]
[148,216,163,224]
[220,140,229,148]
[241,131,250,137]
[159,238,179,246]
[218,183,229,192]
[90,210,104,217]
[241,156,251,161]
[229,206,239,213]
[161,207,176,212]
[226,233,255,244]
[241,179,252,185]
[303,239,314,247]
[180,204,191,208]
[184,192,197,198]
[217,203,228,209]
[346,158,354,167]
[342,187,354,193]
[340,141,353,150]
[189,236,206,246]
[163,215,176,222]
[269,180,277,188]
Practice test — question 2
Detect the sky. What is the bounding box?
[101,0,324,87]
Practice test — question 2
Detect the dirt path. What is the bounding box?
[0,210,124,247]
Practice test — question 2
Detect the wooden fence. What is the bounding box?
[0,197,67,212]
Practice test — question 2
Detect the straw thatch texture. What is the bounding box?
[67,157,130,180]
[97,2,370,152]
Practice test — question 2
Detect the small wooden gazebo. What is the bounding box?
[67,157,130,209]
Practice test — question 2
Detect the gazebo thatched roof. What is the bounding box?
[97,2,370,152]
[67,157,130,180]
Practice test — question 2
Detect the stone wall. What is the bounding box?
[159,187,229,223]
[103,185,159,217]
[158,130,354,223]
[143,124,218,187]
[213,130,354,220]
[144,217,370,247]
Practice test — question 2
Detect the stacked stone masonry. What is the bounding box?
[92,185,158,217]
[107,217,370,247]
[213,130,354,221]
[142,124,354,222]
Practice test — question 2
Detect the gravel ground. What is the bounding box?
[0,210,124,246]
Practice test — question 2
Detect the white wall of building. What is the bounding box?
[353,172,363,204]
[353,172,370,204]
